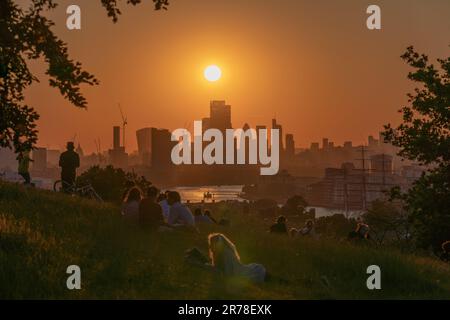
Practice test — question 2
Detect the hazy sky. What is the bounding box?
[21,0,450,153]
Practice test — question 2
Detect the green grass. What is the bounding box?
[0,181,449,299]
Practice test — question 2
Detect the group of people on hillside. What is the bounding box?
[122,187,195,231]
[269,215,317,238]
[121,185,225,230]
[269,214,371,241]
[121,185,268,283]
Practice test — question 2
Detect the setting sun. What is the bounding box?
[204,65,222,82]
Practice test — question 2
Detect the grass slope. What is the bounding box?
[0,181,449,299]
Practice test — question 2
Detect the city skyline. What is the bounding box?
[15,0,450,153]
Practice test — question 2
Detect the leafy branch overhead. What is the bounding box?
[383,46,450,166]
[0,0,169,153]
[383,46,450,251]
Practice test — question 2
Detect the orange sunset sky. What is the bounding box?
[20,0,450,153]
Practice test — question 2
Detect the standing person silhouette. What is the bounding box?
[59,142,80,192]
[17,150,33,185]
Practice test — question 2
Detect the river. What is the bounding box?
[172,185,364,218]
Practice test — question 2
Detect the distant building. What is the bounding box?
[113,126,121,150]
[32,148,47,172]
[109,126,128,169]
[272,119,284,152]
[0,148,17,171]
[310,142,320,152]
[285,134,295,158]
[151,128,173,168]
[322,138,330,150]
[370,154,393,175]
[47,149,61,168]
[209,100,232,131]
[136,127,152,166]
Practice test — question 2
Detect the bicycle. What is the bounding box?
[53,180,103,202]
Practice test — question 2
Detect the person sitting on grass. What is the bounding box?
[139,186,166,230]
[194,208,214,224]
[185,233,267,284]
[121,187,142,221]
[300,219,316,237]
[270,215,288,234]
[204,210,217,224]
[167,191,196,230]
[348,218,370,241]
[157,191,171,222]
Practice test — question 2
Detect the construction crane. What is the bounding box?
[118,103,127,150]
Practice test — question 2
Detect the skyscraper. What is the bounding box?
[209,100,232,131]
[272,119,284,152]
[109,126,128,169]
[285,134,295,158]
[151,128,173,168]
[113,126,121,150]
[136,127,152,165]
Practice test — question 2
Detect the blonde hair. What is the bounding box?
[208,233,241,275]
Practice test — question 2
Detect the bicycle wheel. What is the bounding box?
[53,180,74,193]
[53,180,63,192]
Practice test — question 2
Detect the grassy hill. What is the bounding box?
[1,181,449,299]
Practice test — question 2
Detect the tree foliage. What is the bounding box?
[0,0,169,154]
[77,165,152,203]
[383,46,450,251]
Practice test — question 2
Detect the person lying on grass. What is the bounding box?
[185,233,267,284]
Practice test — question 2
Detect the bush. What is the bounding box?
[76,165,152,203]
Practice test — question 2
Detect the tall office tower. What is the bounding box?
[271,119,284,152]
[201,117,211,132]
[110,126,128,169]
[151,128,173,168]
[136,127,152,165]
[256,125,267,158]
[113,126,121,149]
[32,147,47,172]
[209,100,232,131]
[285,134,295,158]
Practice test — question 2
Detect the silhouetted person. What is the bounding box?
[59,142,80,191]
[157,191,170,221]
[194,207,214,224]
[139,186,165,229]
[348,218,370,240]
[270,215,288,234]
[300,219,316,237]
[167,191,195,228]
[122,187,142,221]
[17,150,33,185]
[204,210,217,224]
